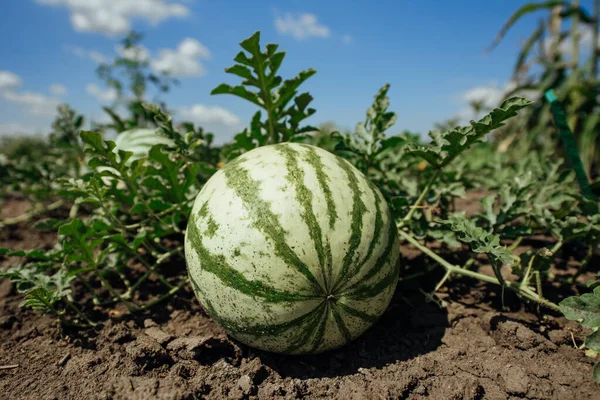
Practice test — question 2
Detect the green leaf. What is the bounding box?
[585,330,600,353]
[513,20,544,79]
[274,69,317,110]
[80,130,105,152]
[438,213,514,266]
[211,84,262,107]
[333,84,398,169]
[406,97,533,168]
[224,65,254,81]
[58,218,84,236]
[239,31,261,55]
[559,287,600,329]
[102,106,126,132]
[211,31,317,148]
[487,1,569,52]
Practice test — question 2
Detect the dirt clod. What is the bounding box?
[144,326,174,346]
[125,334,171,369]
[499,364,530,395]
[492,319,548,350]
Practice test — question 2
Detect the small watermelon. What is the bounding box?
[184,142,400,354]
[114,128,174,162]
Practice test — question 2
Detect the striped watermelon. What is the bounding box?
[184,142,400,354]
[114,128,174,162]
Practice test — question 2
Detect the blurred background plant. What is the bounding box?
[483,0,599,180]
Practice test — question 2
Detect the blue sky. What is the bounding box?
[0,1,596,143]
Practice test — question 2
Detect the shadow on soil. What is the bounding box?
[256,285,449,379]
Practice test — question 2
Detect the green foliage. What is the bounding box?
[333,84,399,170]
[438,213,514,266]
[0,248,74,319]
[95,32,179,132]
[560,286,600,382]
[211,31,317,160]
[487,1,600,177]
[405,97,532,169]
[0,104,85,207]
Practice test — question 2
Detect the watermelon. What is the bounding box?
[113,128,174,162]
[184,142,400,354]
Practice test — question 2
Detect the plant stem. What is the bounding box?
[134,281,186,311]
[0,199,64,227]
[522,254,535,287]
[397,229,561,312]
[550,240,563,255]
[126,246,182,297]
[255,58,277,144]
[64,298,97,327]
[79,278,104,306]
[434,270,452,291]
[97,274,135,312]
[400,169,442,224]
[508,237,523,251]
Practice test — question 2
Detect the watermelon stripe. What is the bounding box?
[189,272,325,337]
[324,239,334,292]
[338,215,397,293]
[346,181,384,284]
[187,222,318,302]
[307,303,330,353]
[299,144,338,229]
[197,201,210,218]
[197,200,219,238]
[223,161,325,294]
[330,302,352,342]
[277,145,329,292]
[336,301,378,323]
[331,157,367,292]
[343,261,398,301]
[283,304,327,353]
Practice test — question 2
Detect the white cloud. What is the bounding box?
[65,45,108,63]
[116,44,150,62]
[1,91,61,116]
[67,39,211,78]
[0,71,22,91]
[177,104,241,127]
[0,122,46,136]
[274,12,330,40]
[150,38,210,77]
[462,81,514,109]
[86,83,118,103]
[49,84,67,96]
[0,71,61,116]
[341,34,353,45]
[36,0,190,37]
[454,80,538,122]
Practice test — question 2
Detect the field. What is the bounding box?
[1,3,600,399]
[1,195,598,399]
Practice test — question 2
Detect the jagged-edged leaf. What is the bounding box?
[487,1,569,52]
[438,214,514,265]
[406,97,532,168]
[211,84,262,107]
[560,286,600,329]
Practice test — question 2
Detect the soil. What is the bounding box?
[1,196,599,400]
